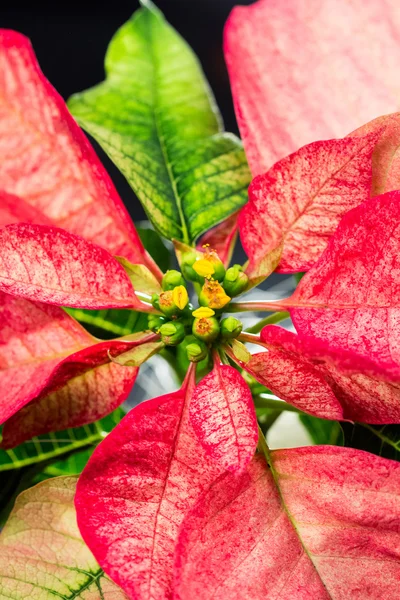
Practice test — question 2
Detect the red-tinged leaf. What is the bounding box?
[244,334,343,420]
[2,361,137,448]
[174,447,400,599]
[190,362,258,472]
[0,477,129,599]
[197,212,238,267]
[224,0,400,176]
[0,30,161,279]
[0,223,142,309]
[0,293,155,447]
[259,326,400,423]
[75,371,223,600]
[0,189,51,227]
[240,133,378,274]
[350,112,400,196]
[288,191,400,372]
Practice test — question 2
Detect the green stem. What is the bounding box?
[246,311,289,334]
[217,347,230,365]
[238,332,265,345]
[254,394,302,414]
[227,300,290,313]
[257,423,270,458]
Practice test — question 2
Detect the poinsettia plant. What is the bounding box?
[1,0,400,597]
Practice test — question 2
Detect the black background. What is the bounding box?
[1,0,253,222]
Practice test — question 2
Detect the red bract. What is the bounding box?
[197,212,238,267]
[0,292,157,447]
[240,132,378,274]
[174,448,400,599]
[0,31,165,444]
[0,190,51,228]
[244,329,343,420]
[190,360,258,472]
[0,223,141,309]
[75,369,223,600]
[224,0,400,175]
[289,191,400,373]
[351,112,400,196]
[0,30,159,277]
[254,326,400,423]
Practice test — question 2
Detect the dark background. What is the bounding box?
[1,0,253,222]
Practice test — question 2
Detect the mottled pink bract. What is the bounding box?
[190,362,258,472]
[174,448,400,599]
[224,0,400,175]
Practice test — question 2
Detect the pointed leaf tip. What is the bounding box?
[75,378,222,599]
[0,223,141,309]
[0,30,154,271]
[240,132,379,274]
[190,363,258,472]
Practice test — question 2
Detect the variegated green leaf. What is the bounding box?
[0,477,128,599]
[0,409,124,472]
[68,2,250,243]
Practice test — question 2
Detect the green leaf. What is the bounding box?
[0,409,124,472]
[65,306,149,339]
[342,422,400,461]
[300,415,344,446]
[0,477,128,599]
[137,226,171,272]
[68,3,251,243]
[117,256,162,295]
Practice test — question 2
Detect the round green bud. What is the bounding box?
[220,316,243,340]
[186,340,208,363]
[147,314,166,333]
[198,279,231,310]
[159,321,186,346]
[223,265,249,297]
[181,250,200,282]
[161,270,186,291]
[158,290,179,318]
[192,316,220,343]
[151,293,161,311]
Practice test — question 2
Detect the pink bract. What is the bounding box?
[0,30,160,277]
[190,360,258,472]
[224,0,400,175]
[175,448,400,599]
[75,370,223,600]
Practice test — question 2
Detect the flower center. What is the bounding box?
[148,247,245,361]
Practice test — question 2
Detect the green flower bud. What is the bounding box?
[147,314,166,333]
[159,321,186,346]
[158,290,180,317]
[198,279,231,310]
[193,249,226,282]
[151,293,161,311]
[181,250,200,282]
[192,316,220,343]
[220,316,243,340]
[162,270,186,291]
[223,265,249,297]
[186,340,208,363]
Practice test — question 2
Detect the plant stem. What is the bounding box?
[257,423,270,457]
[238,332,265,345]
[245,311,290,334]
[226,300,290,313]
[254,394,302,413]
